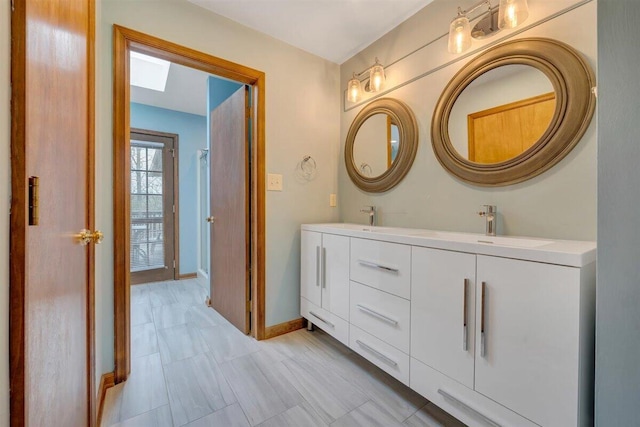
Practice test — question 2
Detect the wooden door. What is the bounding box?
[321,233,349,320]
[475,255,581,427]
[130,130,177,285]
[411,248,476,389]
[300,230,322,307]
[209,86,250,333]
[10,0,94,425]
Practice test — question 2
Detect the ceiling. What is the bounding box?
[130,62,211,116]
[187,0,435,64]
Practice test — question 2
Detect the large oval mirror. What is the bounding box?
[432,38,596,186]
[346,98,418,192]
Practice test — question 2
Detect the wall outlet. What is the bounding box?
[267,173,283,191]
[329,193,337,207]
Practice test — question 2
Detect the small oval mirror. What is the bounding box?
[353,113,400,178]
[345,98,418,193]
[448,64,555,164]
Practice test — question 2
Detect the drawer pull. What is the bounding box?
[315,246,321,287]
[463,278,468,352]
[322,247,327,288]
[309,311,334,328]
[437,389,501,427]
[356,304,398,326]
[355,339,398,367]
[481,281,487,357]
[358,259,399,273]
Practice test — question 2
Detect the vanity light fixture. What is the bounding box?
[346,57,386,103]
[447,0,529,54]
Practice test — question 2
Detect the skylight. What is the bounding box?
[130,51,171,92]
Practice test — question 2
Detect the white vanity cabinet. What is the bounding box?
[300,230,350,345]
[474,255,595,427]
[411,247,476,389]
[300,224,596,427]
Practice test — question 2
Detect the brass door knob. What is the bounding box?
[206,216,216,223]
[78,229,104,246]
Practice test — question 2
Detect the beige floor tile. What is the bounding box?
[111,405,173,427]
[119,353,169,421]
[131,322,158,358]
[184,404,250,427]
[157,323,209,364]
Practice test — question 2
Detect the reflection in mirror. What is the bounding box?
[448,64,555,164]
[353,113,401,178]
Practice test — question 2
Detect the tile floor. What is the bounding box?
[101,279,466,427]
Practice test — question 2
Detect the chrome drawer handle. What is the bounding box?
[357,259,399,273]
[437,389,501,427]
[309,311,334,328]
[355,339,398,367]
[315,246,321,287]
[356,304,398,326]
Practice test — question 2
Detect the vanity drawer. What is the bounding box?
[350,324,410,385]
[350,281,410,353]
[410,357,538,427]
[350,238,411,299]
[301,297,349,346]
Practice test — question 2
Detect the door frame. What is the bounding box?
[129,128,180,284]
[112,25,267,383]
[10,0,96,424]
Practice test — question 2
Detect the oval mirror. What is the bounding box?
[432,38,596,186]
[352,113,400,178]
[346,98,418,192]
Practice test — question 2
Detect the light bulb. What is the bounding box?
[347,75,361,103]
[498,0,529,29]
[369,60,385,93]
[448,16,471,54]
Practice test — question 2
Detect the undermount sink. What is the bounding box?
[408,230,552,248]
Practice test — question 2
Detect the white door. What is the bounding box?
[475,255,582,427]
[411,247,476,389]
[321,233,350,320]
[301,230,322,306]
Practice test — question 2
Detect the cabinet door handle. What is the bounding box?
[355,339,398,367]
[315,246,320,287]
[437,389,501,427]
[357,259,399,272]
[481,281,487,357]
[356,304,398,325]
[322,247,327,288]
[463,278,469,352]
[309,311,334,328]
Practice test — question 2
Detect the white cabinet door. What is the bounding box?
[411,247,476,389]
[301,230,322,307]
[475,255,582,427]
[322,233,350,320]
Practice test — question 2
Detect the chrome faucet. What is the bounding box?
[360,206,377,226]
[477,205,497,236]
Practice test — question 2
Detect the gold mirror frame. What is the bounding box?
[432,38,596,186]
[346,98,419,192]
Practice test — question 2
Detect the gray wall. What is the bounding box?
[339,0,597,241]
[595,1,640,425]
[0,0,10,423]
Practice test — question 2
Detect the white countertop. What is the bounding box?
[302,223,596,267]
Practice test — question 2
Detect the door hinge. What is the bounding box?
[11,0,14,12]
[173,260,176,269]
[28,176,39,226]
[172,204,175,214]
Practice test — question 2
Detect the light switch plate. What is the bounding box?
[330,194,337,207]
[267,173,283,191]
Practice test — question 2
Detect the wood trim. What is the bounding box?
[10,0,28,424]
[179,272,198,280]
[113,26,267,385]
[96,372,115,426]
[264,318,307,339]
[87,0,97,424]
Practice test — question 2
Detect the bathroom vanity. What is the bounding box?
[300,223,596,427]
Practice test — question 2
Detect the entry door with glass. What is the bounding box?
[130,129,177,284]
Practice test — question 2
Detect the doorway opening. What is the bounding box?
[113,26,266,384]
